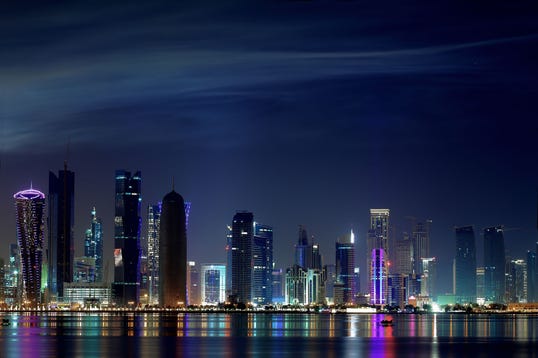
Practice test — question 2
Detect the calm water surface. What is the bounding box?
[0,312,536,357]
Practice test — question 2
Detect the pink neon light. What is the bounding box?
[13,188,45,200]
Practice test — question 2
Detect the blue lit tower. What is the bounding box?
[336,230,356,304]
[252,222,273,305]
[48,164,75,301]
[454,226,477,303]
[484,226,505,303]
[231,211,254,304]
[15,188,46,306]
[112,170,142,306]
[159,190,187,307]
[84,207,103,282]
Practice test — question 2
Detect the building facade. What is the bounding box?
[370,248,388,306]
[146,203,161,305]
[454,226,477,303]
[15,188,46,306]
[201,264,226,305]
[112,170,142,306]
[48,166,75,301]
[483,226,506,303]
[336,230,356,304]
[252,223,273,305]
[159,190,187,307]
[84,207,103,283]
[231,212,254,304]
[368,209,390,305]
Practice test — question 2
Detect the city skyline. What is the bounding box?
[2,0,538,296]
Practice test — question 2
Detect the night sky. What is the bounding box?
[2,0,538,294]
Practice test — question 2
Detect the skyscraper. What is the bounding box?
[159,189,187,307]
[15,188,46,306]
[187,261,201,305]
[368,209,390,305]
[252,223,273,305]
[231,211,254,304]
[84,207,103,283]
[48,165,75,301]
[454,226,477,303]
[527,250,537,302]
[421,257,437,299]
[295,225,309,268]
[412,220,431,274]
[112,170,142,306]
[201,264,226,305]
[294,225,322,271]
[336,230,356,304]
[146,203,161,305]
[370,248,388,306]
[483,226,506,303]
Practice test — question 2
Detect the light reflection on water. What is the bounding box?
[0,313,537,357]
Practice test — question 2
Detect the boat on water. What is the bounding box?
[380,319,393,326]
[1,318,9,326]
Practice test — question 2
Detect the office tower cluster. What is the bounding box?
[7,165,191,309]
[6,164,538,310]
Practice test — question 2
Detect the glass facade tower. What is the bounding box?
[48,166,75,301]
[252,223,273,305]
[483,226,505,303]
[231,211,254,304]
[336,230,356,304]
[454,226,477,303]
[112,170,142,306]
[84,207,103,283]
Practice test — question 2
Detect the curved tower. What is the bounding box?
[14,188,46,306]
[159,190,187,307]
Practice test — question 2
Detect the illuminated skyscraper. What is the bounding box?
[336,230,356,304]
[454,226,477,303]
[412,220,431,274]
[48,165,75,301]
[252,223,273,305]
[187,261,200,305]
[371,248,388,306]
[112,170,142,306]
[201,264,226,305]
[507,259,527,303]
[15,188,46,306]
[146,203,161,305]
[84,207,103,283]
[421,257,437,299]
[368,209,390,305]
[159,189,187,307]
[527,250,537,302]
[483,226,505,303]
[231,211,254,304]
[295,225,322,271]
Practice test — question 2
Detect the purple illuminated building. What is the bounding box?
[14,188,46,306]
[370,248,388,306]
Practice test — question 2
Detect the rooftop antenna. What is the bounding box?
[64,140,71,171]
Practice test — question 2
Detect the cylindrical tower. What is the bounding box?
[159,190,187,307]
[14,188,46,307]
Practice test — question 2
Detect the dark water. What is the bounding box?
[0,312,537,357]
